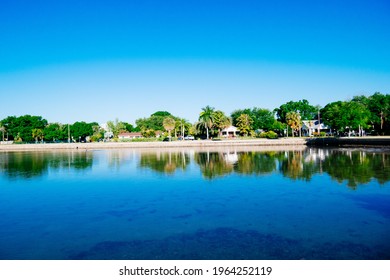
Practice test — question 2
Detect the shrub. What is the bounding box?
[266,131,278,139]
[320,132,326,137]
[259,132,268,138]
[258,131,278,139]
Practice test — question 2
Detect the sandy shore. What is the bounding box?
[0,138,306,151]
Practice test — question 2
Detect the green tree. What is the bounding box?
[44,123,67,141]
[90,125,104,142]
[141,128,156,138]
[32,128,44,143]
[367,92,389,131]
[252,108,277,131]
[322,101,371,135]
[321,101,345,132]
[275,99,317,123]
[286,111,301,137]
[70,121,97,142]
[345,101,371,136]
[0,125,5,141]
[236,113,253,136]
[231,108,281,132]
[121,122,135,132]
[174,118,191,138]
[151,111,172,117]
[199,106,215,139]
[213,110,231,137]
[107,119,126,138]
[136,111,175,131]
[231,109,252,127]
[0,115,47,142]
[163,117,176,139]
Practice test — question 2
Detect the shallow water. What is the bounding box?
[0,147,389,259]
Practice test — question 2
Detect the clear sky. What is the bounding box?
[1,0,389,124]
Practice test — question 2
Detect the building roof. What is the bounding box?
[302,120,329,130]
[222,126,239,132]
[118,132,142,136]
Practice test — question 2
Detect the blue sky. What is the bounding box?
[1,0,389,124]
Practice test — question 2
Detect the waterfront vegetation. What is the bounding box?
[0,92,389,143]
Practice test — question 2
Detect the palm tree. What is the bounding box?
[213,110,231,137]
[199,106,215,139]
[163,117,176,140]
[0,126,5,141]
[286,111,301,137]
[236,114,253,136]
[107,118,125,139]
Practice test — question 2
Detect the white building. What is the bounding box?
[302,120,330,136]
[118,132,143,139]
[221,126,239,138]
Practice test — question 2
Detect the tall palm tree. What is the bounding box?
[286,111,301,137]
[236,113,253,136]
[213,110,231,137]
[0,126,5,141]
[199,106,215,139]
[163,117,176,140]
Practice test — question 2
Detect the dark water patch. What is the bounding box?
[105,207,148,218]
[348,194,390,219]
[69,227,388,260]
[172,214,192,219]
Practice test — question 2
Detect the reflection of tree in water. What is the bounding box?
[1,148,388,188]
[234,152,277,175]
[278,151,320,181]
[194,152,234,179]
[371,153,390,184]
[0,151,93,179]
[322,150,390,189]
[193,149,390,188]
[0,152,48,179]
[139,151,189,174]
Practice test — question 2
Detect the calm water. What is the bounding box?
[0,147,389,260]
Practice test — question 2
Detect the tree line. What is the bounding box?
[0,92,388,142]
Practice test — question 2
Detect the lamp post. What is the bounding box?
[317,110,321,135]
[68,124,70,143]
[181,120,184,140]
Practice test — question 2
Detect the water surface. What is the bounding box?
[0,147,389,259]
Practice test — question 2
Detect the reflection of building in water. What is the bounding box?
[107,150,137,169]
[304,148,329,163]
[223,150,238,164]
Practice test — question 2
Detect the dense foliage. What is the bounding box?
[232,108,276,131]
[0,115,48,142]
[1,92,389,143]
[275,99,318,123]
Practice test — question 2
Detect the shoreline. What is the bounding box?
[1,137,390,151]
[0,138,306,151]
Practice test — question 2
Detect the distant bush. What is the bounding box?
[131,138,159,142]
[259,131,278,139]
[259,132,267,138]
[266,131,278,139]
[313,132,326,137]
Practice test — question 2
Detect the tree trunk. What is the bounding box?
[380,111,384,130]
